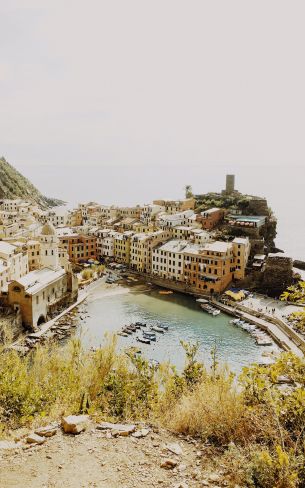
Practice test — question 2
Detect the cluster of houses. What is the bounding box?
[0,203,78,329]
[0,180,287,328]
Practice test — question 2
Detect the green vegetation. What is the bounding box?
[81,264,105,281]
[0,157,64,207]
[0,337,304,487]
[281,282,305,334]
[281,282,305,304]
[81,269,94,280]
[195,192,252,212]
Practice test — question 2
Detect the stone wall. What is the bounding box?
[247,198,269,216]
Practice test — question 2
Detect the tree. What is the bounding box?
[185,185,193,199]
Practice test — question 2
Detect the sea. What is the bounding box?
[75,283,279,374]
[17,161,305,261]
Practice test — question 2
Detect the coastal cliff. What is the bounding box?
[0,157,64,208]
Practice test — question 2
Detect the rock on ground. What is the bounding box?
[0,421,224,488]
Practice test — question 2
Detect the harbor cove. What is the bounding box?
[74,279,280,373]
[2,8,305,485]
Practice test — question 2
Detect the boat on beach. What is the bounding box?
[118,331,129,337]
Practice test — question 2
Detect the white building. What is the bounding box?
[152,240,190,282]
[141,204,165,225]
[156,210,195,229]
[47,208,69,227]
[0,241,29,287]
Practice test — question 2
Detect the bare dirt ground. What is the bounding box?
[0,422,224,488]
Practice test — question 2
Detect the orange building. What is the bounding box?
[59,235,97,263]
[197,208,224,230]
[184,241,234,294]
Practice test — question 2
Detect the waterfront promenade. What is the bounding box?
[213,300,304,357]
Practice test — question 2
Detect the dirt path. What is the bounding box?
[0,422,223,488]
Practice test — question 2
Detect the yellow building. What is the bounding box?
[153,198,195,214]
[132,222,157,233]
[232,237,251,280]
[130,230,172,273]
[113,231,134,264]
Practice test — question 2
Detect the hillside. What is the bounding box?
[0,157,64,208]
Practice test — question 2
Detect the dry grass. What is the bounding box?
[0,338,304,487]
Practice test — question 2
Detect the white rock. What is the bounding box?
[97,422,136,436]
[132,428,150,438]
[208,473,221,482]
[26,433,46,445]
[165,442,183,456]
[61,415,89,434]
[35,424,58,437]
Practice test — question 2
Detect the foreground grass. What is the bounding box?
[0,336,305,487]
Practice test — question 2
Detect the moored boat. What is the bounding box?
[151,325,165,333]
[158,324,169,330]
[137,336,151,344]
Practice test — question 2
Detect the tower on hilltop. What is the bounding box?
[225,174,235,194]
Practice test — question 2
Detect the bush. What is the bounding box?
[0,339,305,487]
[81,269,94,281]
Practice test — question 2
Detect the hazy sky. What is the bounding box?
[1,0,305,172]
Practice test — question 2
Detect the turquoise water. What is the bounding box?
[76,285,277,374]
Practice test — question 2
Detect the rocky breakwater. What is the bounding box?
[0,415,226,488]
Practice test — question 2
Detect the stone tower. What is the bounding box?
[39,222,60,270]
[225,174,235,194]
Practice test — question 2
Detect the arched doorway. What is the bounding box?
[37,315,46,326]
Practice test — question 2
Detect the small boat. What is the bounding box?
[143,330,156,337]
[135,322,146,327]
[158,324,169,330]
[256,337,273,346]
[137,336,151,344]
[143,333,156,341]
[159,290,173,295]
[196,298,209,304]
[201,304,212,312]
[127,324,136,332]
[122,328,133,335]
[212,310,220,316]
[118,332,128,337]
[230,318,240,325]
[151,325,165,333]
